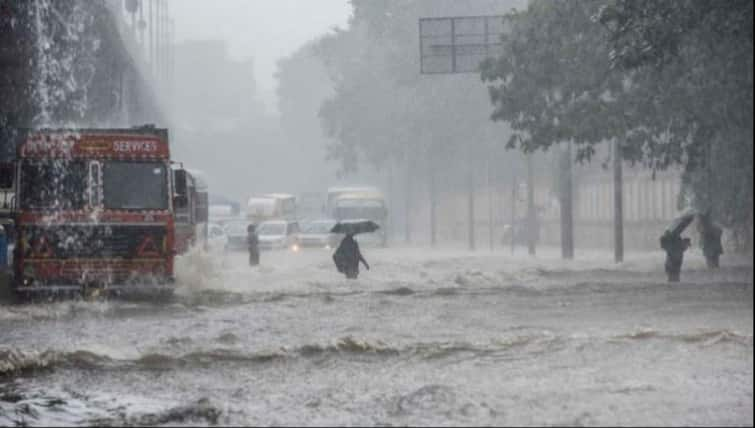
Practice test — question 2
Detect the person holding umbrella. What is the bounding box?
[697,211,723,269]
[331,220,377,279]
[660,211,694,282]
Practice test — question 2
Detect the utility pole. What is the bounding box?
[613,138,624,263]
[560,141,574,259]
[487,154,494,252]
[510,171,517,255]
[405,152,412,244]
[526,152,536,256]
[429,155,437,247]
[468,152,476,251]
[387,163,394,244]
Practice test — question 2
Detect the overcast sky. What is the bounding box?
[168,0,351,112]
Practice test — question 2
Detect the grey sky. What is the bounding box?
[168,0,351,112]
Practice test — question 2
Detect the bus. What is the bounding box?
[326,186,380,216]
[329,188,388,246]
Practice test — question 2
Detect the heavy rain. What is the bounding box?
[0,0,752,426]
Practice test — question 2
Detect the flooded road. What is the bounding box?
[1,246,752,426]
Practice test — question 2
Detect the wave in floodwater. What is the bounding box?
[2,329,750,378]
[1,278,751,325]
[0,391,223,427]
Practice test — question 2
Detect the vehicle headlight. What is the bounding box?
[22,265,36,287]
[291,243,300,252]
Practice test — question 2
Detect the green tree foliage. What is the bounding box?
[480,0,623,164]
[599,0,753,248]
[482,0,753,250]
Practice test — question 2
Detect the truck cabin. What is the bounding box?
[172,167,209,252]
[13,130,172,214]
[7,128,177,293]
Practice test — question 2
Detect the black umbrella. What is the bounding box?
[330,219,380,235]
[667,210,696,237]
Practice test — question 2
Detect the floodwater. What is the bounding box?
[1,245,752,426]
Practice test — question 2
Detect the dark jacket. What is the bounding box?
[247,232,259,250]
[333,235,369,273]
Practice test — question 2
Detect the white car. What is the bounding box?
[256,220,300,251]
[298,219,339,249]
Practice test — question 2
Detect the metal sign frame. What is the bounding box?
[419,15,508,75]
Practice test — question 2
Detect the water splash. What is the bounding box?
[31,0,100,128]
[174,245,224,292]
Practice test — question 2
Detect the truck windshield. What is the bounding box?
[20,160,87,210]
[103,161,167,210]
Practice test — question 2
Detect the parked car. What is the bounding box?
[223,219,251,251]
[257,220,300,251]
[298,219,339,249]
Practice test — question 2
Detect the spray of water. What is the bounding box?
[31,0,100,128]
[32,0,52,127]
[174,245,224,292]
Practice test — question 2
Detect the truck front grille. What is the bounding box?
[21,225,167,259]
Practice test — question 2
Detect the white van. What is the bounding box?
[246,193,297,224]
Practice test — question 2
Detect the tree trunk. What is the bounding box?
[527,153,536,256]
[488,155,494,252]
[405,154,412,244]
[468,157,476,251]
[429,155,437,247]
[560,142,574,259]
[613,138,624,263]
[510,171,517,255]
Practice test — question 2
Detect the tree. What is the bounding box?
[599,0,754,250]
[480,0,624,161]
[482,0,753,252]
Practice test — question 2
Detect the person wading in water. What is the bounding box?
[333,233,369,279]
[247,224,259,266]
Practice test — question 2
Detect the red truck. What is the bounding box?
[1,126,185,298]
[172,167,209,254]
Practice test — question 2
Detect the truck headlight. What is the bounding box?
[22,265,36,287]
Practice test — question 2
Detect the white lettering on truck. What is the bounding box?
[113,141,158,153]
